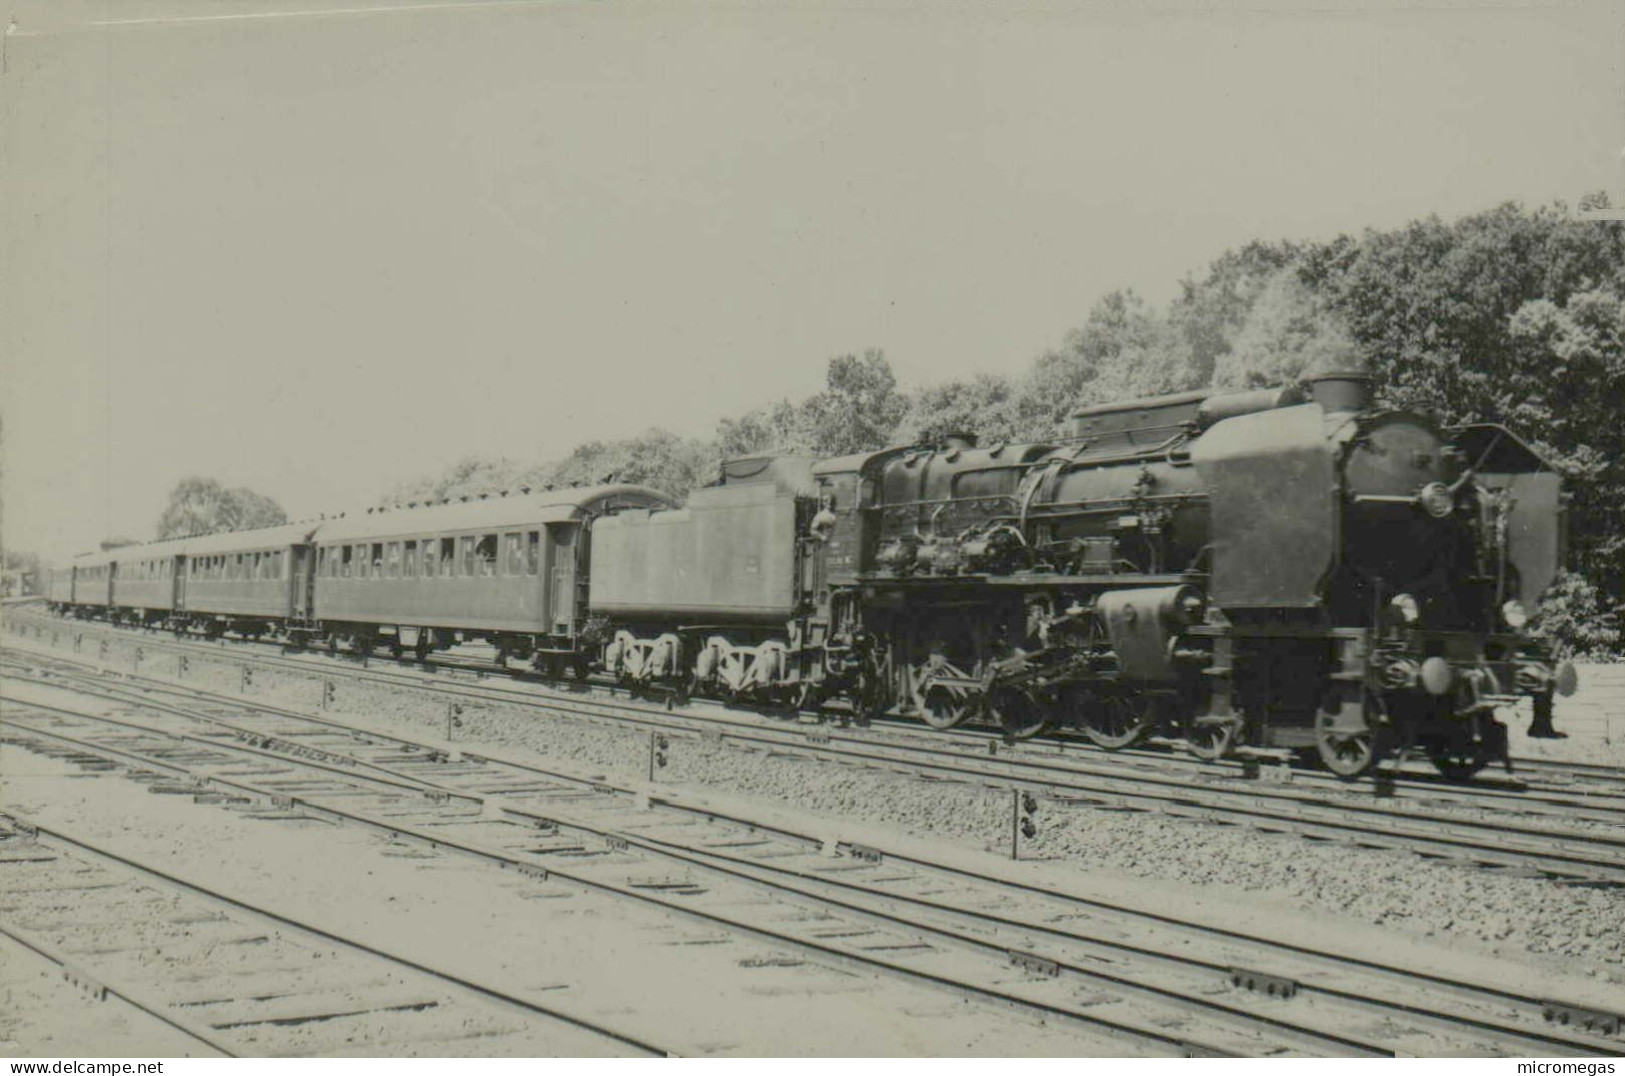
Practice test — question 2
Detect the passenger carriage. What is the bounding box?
[107,536,189,626]
[310,485,672,664]
[178,522,322,638]
[46,567,75,610]
[69,552,115,616]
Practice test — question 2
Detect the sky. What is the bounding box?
[3,0,1623,561]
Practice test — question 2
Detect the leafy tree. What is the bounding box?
[383,455,523,506]
[717,398,816,459]
[542,429,719,500]
[897,373,1023,447]
[1015,290,1201,438]
[1169,240,1302,386]
[1213,267,1361,389]
[156,477,288,539]
[717,350,907,458]
[804,349,910,456]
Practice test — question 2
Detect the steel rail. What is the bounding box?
[7,647,1625,886]
[0,913,237,1057]
[0,813,670,1056]
[0,704,1232,1056]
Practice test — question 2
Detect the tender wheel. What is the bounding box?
[1315,705,1380,778]
[989,685,1050,740]
[1077,691,1155,750]
[919,683,971,730]
[1186,716,1240,760]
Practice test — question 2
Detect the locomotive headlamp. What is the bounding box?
[1500,599,1530,629]
[1418,481,1455,519]
[1391,593,1421,624]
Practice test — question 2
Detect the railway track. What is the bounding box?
[9,631,1625,887]
[13,608,1625,810]
[1,665,1621,1055]
[0,817,666,1057]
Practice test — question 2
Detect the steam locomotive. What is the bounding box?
[45,364,1577,779]
[596,364,1578,779]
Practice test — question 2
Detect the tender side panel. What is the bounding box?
[590,484,797,624]
[1191,403,1336,609]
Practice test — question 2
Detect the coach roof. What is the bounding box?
[312,484,673,544]
[182,521,323,556]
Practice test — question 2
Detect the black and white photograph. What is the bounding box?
[1,0,1623,1063]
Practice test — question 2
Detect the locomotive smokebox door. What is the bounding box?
[1191,403,1337,610]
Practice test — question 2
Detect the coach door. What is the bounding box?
[172,556,187,613]
[291,545,314,621]
[547,522,579,635]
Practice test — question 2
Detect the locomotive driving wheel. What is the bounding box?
[919,684,971,729]
[1074,690,1156,750]
[988,685,1050,740]
[1425,719,1505,781]
[1314,705,1380,778]
[1186,715,1241,760]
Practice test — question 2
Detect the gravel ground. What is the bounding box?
[11,625,1625,982]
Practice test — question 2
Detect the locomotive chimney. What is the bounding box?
[1304,349,1373,414]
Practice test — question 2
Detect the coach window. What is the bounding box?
[341,545,354,578]
[370,543,384,577]
[477,534,498,577]
[526,532,540,575]
[422,541,434,577]
[504,533,522,576]
[403,540,418,578]
[386,542,401,578]
[459,536,474,576]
